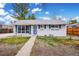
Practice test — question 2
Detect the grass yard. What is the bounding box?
[31,36,79,56]
[0,36,29,44]
[37,36,79,46]
[0,36,30,56]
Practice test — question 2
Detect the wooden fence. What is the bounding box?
[67,27,79,36]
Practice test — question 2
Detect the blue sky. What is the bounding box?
[0,3,79,25]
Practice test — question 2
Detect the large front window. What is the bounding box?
[16,25,31,34]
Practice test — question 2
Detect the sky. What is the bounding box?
[0,3,79,25]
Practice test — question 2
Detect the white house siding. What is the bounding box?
[37,25,49,36]
[31,25,34,36]
[13,25,16,34]
[50,26,66,36]
[15,33,31,36]
[37,25,66,36]
[14,25,66,36]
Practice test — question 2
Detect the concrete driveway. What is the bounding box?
[0,33,15,39]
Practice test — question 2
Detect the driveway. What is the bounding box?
[0,33,15,39]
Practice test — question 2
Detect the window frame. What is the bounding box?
[38,25,46,29]
[49,25,59,30]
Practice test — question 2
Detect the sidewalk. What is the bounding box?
[16,35,37,56]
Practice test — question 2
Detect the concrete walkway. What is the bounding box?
[16,35,37,56]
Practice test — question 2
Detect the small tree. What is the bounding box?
[11,3,28,20]
[28,14,36,20]
[31,14,36,19]
[69,19,77,24]
[11,3,36,20]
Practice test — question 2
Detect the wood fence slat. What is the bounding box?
[67,27,79,36]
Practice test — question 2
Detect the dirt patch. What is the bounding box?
[0,43,24,56]
[31,39,79,56]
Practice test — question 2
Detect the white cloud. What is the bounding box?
[0,9,8,15]
[0,3,6,8]
[62,17,66,21]
[0,9,16,21]
[54,15,62,20]
[0,9,5,15]
[0,5,16,24]
[0,17,5,21]
[55,15,67,21]
[56,15,62,18]
[0,3,8,15]
[0,3,17,24]
[4,15,12,20]
[72,16,79,20]
[45,11,49,15]
[38,15,67,21]
[4,14,17,21]
[38,17,51,20]
[0,3,16,25]
[32,8,42,13]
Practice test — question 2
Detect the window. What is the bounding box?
[54,25,58,28]
[49,25,59,30]
[72,25,77,28]
[59,25,61,29]
[38,25,46,29]
[38,25,40,29]
[15,25,17,32]
[17,25,21,33]
[17,25,30,33]
[22,25,25,33]
[49,25,58,28]
[49,25,51,29]
[18,25,21,30]
[44,25,46,29]
[26,26,30,33]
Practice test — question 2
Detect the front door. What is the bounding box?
[33,25,37,34]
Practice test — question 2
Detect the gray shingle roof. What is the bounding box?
[14,19,66,25]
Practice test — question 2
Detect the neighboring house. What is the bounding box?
[0,25,13,33]
[13,19,67,36]
[67,23,79,28]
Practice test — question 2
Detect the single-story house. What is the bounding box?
[13,19,67,36]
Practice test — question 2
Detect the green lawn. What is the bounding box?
[0,36,30,44]
[37,36,79,46]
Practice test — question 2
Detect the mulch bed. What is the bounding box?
[31,39,79,56]
[0,43,24,56]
